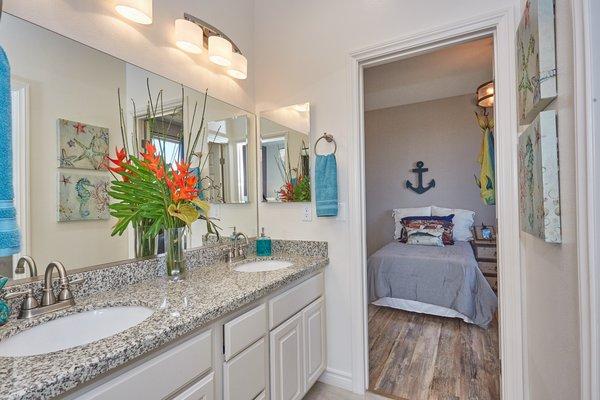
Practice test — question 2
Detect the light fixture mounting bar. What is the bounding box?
[184,13,242,54]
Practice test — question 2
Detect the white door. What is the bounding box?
[269,313,304,400]
[303,297,326,390]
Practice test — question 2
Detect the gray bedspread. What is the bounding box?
[368,241,497,328]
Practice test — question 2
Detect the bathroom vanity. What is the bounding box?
[0,240,328,400]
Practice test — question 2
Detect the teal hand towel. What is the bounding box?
[0,46,20,256]
[315,154,338,217]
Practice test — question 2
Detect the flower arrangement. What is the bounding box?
[106,80,220,275]
[275,142,311,202]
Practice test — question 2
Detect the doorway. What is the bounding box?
[346,9,524,400]
[363,36,500,399]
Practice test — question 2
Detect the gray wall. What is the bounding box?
[365,94,496,255]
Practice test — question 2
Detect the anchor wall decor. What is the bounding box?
[406,161,435,194]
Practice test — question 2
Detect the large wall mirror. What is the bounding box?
[0,13,258,281]
[259,104,311,202]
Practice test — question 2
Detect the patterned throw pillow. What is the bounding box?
[400,215,455,245]
[405,226,445,247]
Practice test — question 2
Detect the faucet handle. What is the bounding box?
[4,288,40,312]
[58,276,84,302]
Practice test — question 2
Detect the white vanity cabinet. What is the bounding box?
[67,272,325,400]
[269,275,327,400]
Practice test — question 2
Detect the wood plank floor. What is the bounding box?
[368,305,500,400]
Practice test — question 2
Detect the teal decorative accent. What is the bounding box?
[256,227,272,257]
[0,277,10,326]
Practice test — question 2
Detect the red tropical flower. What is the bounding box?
[166,161,198,203]
[106,147,130,177]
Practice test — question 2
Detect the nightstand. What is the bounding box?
[471,238,497,292]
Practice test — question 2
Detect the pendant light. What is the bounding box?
[175,19,204,54]
[115,0,153,25]
[476,80,495,108]
[227,52,248,80]
[208,36,232,67]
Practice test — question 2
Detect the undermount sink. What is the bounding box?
[234,260,293,273]
[0,306,153,357]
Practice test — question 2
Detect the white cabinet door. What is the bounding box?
[172,373,214,400]
[223,338,266,400]
[303,297,326,390]
[269,313,304,400]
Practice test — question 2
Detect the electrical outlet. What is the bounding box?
[302,205,312,222]
[210,204,221,219]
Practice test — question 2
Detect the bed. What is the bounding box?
[367,240,497,328]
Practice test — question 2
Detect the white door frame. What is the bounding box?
[346,8,525,400]
[572,0,599,399]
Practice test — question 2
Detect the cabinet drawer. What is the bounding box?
[478,261,497,276]
[224,338,266,400]
[171,373,214,400]
[224,304,266,360]
[77,330,212,400]
[475,245,497,260]
[269,273,323,329]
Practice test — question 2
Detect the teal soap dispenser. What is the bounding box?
[0,277,10,326]
[256,227,272,257]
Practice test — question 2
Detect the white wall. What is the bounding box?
[254,0,519,388]
[365,95,497,256]
[3,0,255,111]
[520,0,581,398]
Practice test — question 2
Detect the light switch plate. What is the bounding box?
[210,204,221,219]
[302,205,312,222]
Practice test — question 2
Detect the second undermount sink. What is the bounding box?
[0,306,154,357]
[234,259,293,273]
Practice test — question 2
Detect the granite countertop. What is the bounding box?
[0,253,327,400]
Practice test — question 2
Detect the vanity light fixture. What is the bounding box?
[181,13,247,80]
[227,52,248,80]
[476,80,495,108]
[115,0,153,25]
[175,19,204,54]
[293,103,309,112]
[208,36,233,67]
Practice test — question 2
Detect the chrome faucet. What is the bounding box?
[3,259,83,319]
[226,228,249,263]
[14,256,38,277]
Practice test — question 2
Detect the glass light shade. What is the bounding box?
[476,80,495,108]
[293,103,309,112]
[115,0,153,25]
[227,52,247,79]
[208,36,232,67]
[175,19,204,54]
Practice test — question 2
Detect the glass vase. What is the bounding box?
[134,219,158,258]
[165,227,187,277]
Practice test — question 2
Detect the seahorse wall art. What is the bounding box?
[516,0,557,126]
[58,171,110,222]
[517,110,561,244]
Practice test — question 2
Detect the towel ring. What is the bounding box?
[314,133,337,155]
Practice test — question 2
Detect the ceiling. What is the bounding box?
[364,37,494,111]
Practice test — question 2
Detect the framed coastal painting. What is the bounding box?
[518,110,561,243]
[58,172,110,221]
[516,0,557,125]
[58,118,109,170]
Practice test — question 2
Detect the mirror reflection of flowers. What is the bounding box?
[276,140,311,202]
[105,79,221,255]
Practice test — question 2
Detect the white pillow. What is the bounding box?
[392,206,431,240]
[431,206,475,241]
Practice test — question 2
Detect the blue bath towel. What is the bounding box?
[315,154,338,217]
[0,46,20,256]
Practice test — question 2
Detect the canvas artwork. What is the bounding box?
[516,0,557,125]
[518,110,561,243]
[58,172,110,221]
[58,118,109,170]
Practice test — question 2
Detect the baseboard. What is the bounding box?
[318,367,353,391]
